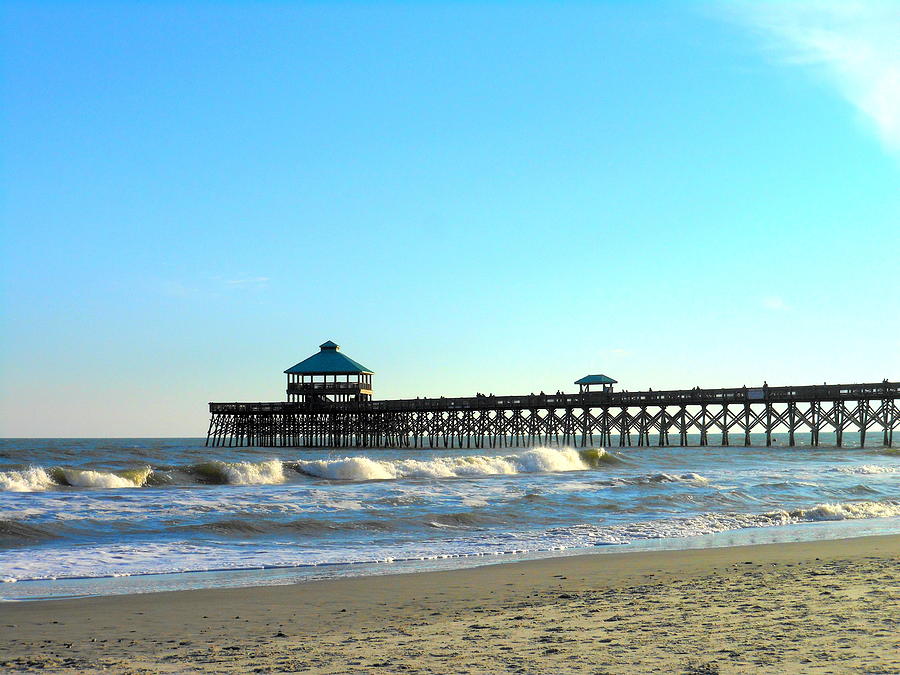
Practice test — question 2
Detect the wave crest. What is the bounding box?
[189,460,285,485]
[1,466,153,491]
[0,467,56,492]
[0,448,619,491]
[294,447,612,481]
[54,467,149,489]
[561,499,900,544]
[833,464,896,475]
[789,500,900,521]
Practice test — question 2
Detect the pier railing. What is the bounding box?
[287,382,371,393]
[211,381,898,415]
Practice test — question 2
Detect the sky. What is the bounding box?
[2,1,898,437]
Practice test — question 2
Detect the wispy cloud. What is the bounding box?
[224,276,270,288]
[159,280,201,299]
[761,295,790,311]
[729,0,900,154]
[158,276,271,299]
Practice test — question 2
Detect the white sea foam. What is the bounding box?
[192,460,286,485]
[0,449,614,491]
[219,460,285,485]
[596,472,711,487]
[0,466,153,491]
[795,501,900,521]
[2,499,897,585]
[0,467,55,492]
[833,464,896,475]
[577,499,900,543]
[60,469,144,489]
[294,447,601,481]
[648,472,710,484]
[462,496,490,507]
[297,457,395,481]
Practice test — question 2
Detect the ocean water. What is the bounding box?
[1,437,898,600]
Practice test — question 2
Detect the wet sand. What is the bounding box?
[2,534,898,673]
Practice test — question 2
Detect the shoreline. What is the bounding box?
[5,513,900,601]
[3,533,898,673]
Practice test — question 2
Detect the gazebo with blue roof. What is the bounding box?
[575,374,617,394]
[285,341,374,403]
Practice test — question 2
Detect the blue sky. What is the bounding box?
[2,1,898,436]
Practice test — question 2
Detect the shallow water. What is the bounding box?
[1,437,898,599]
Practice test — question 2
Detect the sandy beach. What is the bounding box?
[1,534,897,673]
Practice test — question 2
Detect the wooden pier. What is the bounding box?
[207,381,899,449]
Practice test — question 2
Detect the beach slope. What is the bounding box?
[2,534,898,673]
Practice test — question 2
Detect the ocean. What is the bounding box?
[1,437,898,600]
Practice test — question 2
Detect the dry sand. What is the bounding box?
[1,534,898,674]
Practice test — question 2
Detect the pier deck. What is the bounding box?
[207,381,898,449]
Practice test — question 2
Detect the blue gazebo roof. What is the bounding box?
[284,341,373,375]
[574,374,617,385]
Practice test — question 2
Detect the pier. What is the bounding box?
[207,341,898,449]
[208,381,898,449]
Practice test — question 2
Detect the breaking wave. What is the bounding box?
[0,450,617,491]
[833,464,896,475]
[0,467,57,492]
[554,499,900,544]
[293,448,616,481]
[0,460,286,491]
[792,500,900,521]
[0,466,152,491]
[55,467,151,489]
[188,460,285,485]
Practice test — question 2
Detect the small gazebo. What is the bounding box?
[575,374,617,394]
[284,341,373,403]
